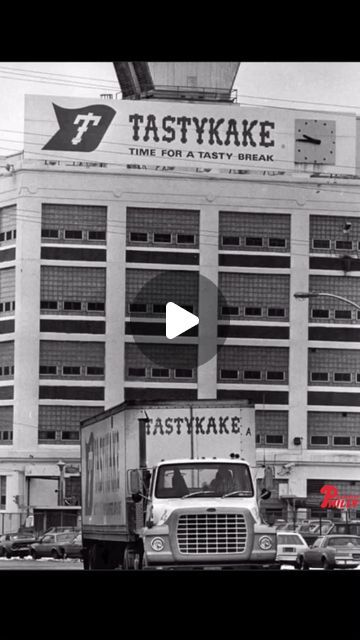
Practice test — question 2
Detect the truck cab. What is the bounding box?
[130,458,277,569]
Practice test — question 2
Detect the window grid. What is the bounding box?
[219,211,290,253]
[219,273,289,321]
[41,204,107,245]
[126,207,199,248]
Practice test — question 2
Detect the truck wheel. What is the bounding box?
[322,557,333,571]
[51,549,60,560]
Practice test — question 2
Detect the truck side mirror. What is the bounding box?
[128,469,142,494]
[260,488,271,500]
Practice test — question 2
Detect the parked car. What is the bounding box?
[325,520,360,537]
[297,520,333,546]
[0,532,37,558]
[30,531,79,559]
[296,534,360,570]
[60,533,83,559]
[276,531,308,566]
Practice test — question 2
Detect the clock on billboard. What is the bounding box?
[295,119,336,165]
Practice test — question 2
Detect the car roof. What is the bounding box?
[325,534,360,539]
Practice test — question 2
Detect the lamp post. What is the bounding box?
[294,291,360,313]
[57,460,66,506]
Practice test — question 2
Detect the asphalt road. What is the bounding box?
[0,557,83,570]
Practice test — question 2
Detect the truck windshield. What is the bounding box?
[155,463,254,499]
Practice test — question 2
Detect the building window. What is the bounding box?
[267,308,285,317]
[334,309,352,319]
[256,434,260,444]
[0,233,4,242]
[245,307,262,316]
[11,366,14,375]
[63,301,82,311]
[335,240,353,251]
[41,300,58,310]
[222,236,240,246]
[130,232,148,242]
[245,237,263,247]
[39,366,57,375]
[266,371,285,381]
[4,302,11,312]
[312,309,329,318]
[222,306,239,316]
[244,370,262,380]
[265,435,284,444]
[220,369,239,380]
[182,305,194,313]
[87,302,105,312]
[128,368,146,377]
[177,234,195,244]
[129,303,147,313]
[312,239,331,250]
[13,230,16,239]
[6,231,12,240]
[42,229,59,238]
[151,368,170,378]
[153,233,171,243]
[333,372,352,382]
[63,366,81,375]
[0,477,6,510]
[61,431,80,440]
[311,436,329,446]
[152,303,166,314]
[356,437,360,446]
[268,238,286,248]
[311,372,329,382]
[357,373,360,383]
[64,230,83,240]
[0,431,12,442]
[0,304,3,312]
[39,431,56,441]
[175,369,193,378]
[88,231,106,241]
[3,367,9,376]
[333,436,351,446]
[86,366,104,376]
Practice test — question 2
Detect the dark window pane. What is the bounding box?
[42,229,59,238]
[334,372,351,382]
[244,370,261,379]
[311,372,329,381]
[128,368,146,377]
[222,236,240,246]
[151,368,170,378]
[333,436,351,446]
[311,436,328,445]
[335,240,353,250]
[177,234,195,244]
[0,233,4,242]
[39,431,56,440]
[245,307,262,316]
[335,310,352,319]
[13,230,16,239]
[64,230,83,239]
[129,303,147,313]
[4,302,11,311]
[154,233,171,243]
[63,366,81,375]
[245,237,263,246]
[130,232,148,242]
[220,369,238,379]
[64,301,82,310]
[312,309,329,318]
[87,302,105,311]
[222,306,239,315]
[313,239,330,249]
[61,431,79,440]
[175,369,193,378]
[152,304,166,313]
[268,308,285,317]
[41,300,58,310]
[88,231,106,241]
[265,435,284,444]
[3,367,10,375]
[6,231,12,240]
[39,366,57,375]
[269,238,286,247]
[86,367,104,375]
[256,434,260,444]
[267,371,285,380]
[182,305,194,313]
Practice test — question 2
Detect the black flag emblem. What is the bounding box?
[43,103,116,152]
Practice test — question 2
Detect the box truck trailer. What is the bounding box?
[80,399,277,570]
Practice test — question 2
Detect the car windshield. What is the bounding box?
[312,523,333,534]
[277,534,303,545]
[328,536,360,547]
[56,533,76,542]
[155,463,254,499]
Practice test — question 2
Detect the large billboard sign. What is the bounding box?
[25,95,357,174]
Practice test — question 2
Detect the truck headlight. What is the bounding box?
[259,536,273,550]
[150,537,165,552]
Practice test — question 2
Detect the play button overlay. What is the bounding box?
[166,302,199,340]
[128,271,230,368]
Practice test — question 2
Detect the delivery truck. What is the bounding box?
[80,399,278,570]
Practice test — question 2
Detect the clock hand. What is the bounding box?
[296,134,321,145]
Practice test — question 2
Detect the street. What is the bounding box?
[0,557,83,570]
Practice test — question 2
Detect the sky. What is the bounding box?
[2,61,360,156]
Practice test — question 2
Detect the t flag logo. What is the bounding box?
[42,103,116,152]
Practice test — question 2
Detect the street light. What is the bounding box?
[294,291,360,312]
[57,459,66,506]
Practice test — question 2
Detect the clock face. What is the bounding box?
[295,119,336,165]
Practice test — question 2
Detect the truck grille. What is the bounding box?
[177,513,247,555]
